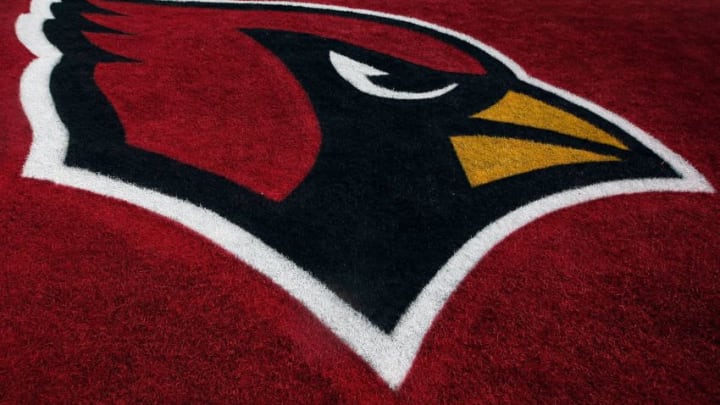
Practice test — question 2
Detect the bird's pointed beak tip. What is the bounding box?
[452,90,630,187]
[471,90,628,151]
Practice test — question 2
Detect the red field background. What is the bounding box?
[1,1,718,402]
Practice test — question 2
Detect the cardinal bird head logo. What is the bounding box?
[17,0,713,388]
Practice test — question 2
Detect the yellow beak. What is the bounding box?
[451,91,626,187]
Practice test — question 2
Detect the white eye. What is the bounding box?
[329,51,458,100]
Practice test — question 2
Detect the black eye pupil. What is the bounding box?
[369,70,453,94]
[334,51,457,96]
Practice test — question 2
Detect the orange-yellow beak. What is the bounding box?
[451,91,627,187]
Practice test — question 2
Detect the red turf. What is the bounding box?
[1,0,719,403]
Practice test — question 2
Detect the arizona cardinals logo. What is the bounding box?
[17,0,713,388]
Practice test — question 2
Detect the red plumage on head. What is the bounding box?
[69,0,483,200]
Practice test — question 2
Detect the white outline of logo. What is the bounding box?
[16,0,714,389]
